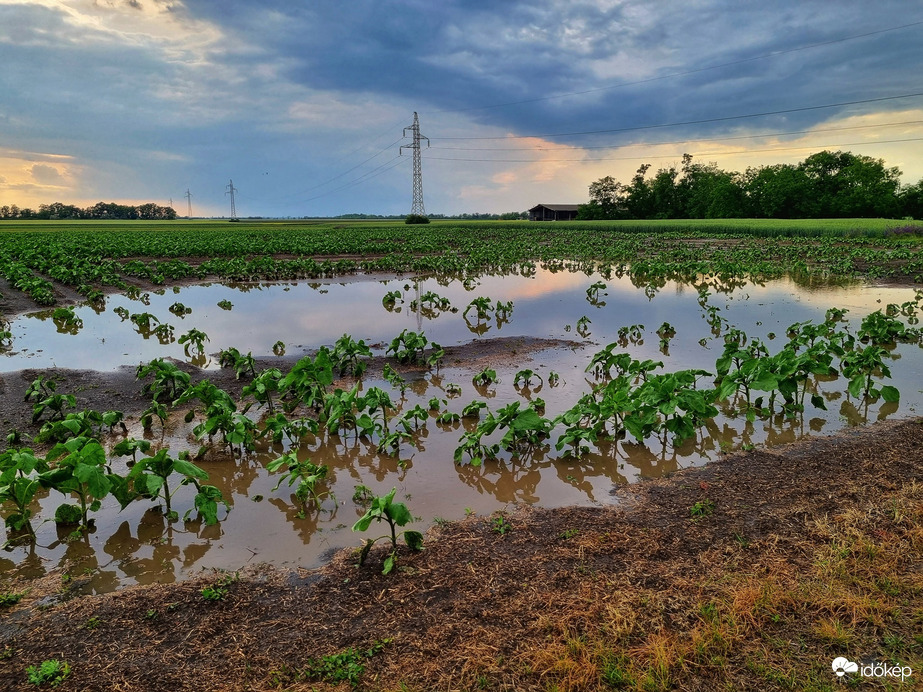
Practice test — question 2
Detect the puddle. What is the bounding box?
[3,267,922,591]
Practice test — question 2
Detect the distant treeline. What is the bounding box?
[579,150,923,221]
[0,201,177,220]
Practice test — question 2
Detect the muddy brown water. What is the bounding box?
[2,267,922,592]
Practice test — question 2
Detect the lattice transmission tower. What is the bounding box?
[184,189,193,218]
[226,179,238,220]
[401,112,429,216]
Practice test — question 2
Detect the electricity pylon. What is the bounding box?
[226,179,238,220]
[401,112,429,216]
[184,189,193,218]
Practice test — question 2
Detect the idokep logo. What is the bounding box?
[832,656,913,682]
[831,657,858,677]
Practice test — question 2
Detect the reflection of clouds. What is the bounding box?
[732,277,919,318]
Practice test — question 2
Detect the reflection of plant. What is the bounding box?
[472,368,497,386]
[352,488,423,575]
[178,328,210,357]
[52,307,83,332]
[586,281,607,305]
[267,451,330,518]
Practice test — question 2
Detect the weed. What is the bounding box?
[26,659,70,687]
[201,571,239,601]
[690,499,715,520]
[0,591,25,607]
[491,514,512,535]
[297,639,390,687]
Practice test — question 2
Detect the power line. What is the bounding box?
[237,115,411,204]
[422,136,923,164]
[427,119,923,152]
[431,91,923,141]
[300,155,408,203]
[423,20,923,115]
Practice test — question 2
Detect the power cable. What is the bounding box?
[422,136,923,164]
[428,119,923,152]
[431,92,923,141]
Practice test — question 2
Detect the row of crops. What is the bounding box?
[1,222,922,309]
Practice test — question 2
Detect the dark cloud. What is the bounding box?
[1,0,922,215]
[180,0,923,143]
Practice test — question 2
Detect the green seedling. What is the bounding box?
[690,499,715,520]
[136,358,190,402]
[491,514,512,535]
[201,571,238,601]
[352,488,423,574]
[127,448,217,522]
[178,327,210,357]
[331,333,373,377]
[26,659,70,687]
[472,368,498,387]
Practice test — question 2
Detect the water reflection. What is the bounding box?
[3,267,923,591]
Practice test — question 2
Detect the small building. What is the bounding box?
[528,203,580,221]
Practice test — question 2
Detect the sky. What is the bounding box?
[1,1,923,218]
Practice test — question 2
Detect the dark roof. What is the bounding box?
[528,204,580,211]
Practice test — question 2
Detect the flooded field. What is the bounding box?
[3,266,922,592]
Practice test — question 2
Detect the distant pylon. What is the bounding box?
[401,112,429,216]
[226,179,238,220]
[184,189,193,218]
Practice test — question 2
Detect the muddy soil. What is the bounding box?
[1,417,921,691]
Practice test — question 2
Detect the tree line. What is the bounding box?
[0,201,177,220]
[579,150,923,220]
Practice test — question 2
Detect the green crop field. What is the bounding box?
[1,218,922,310]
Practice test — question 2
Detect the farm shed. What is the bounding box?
[528,203,580,221]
